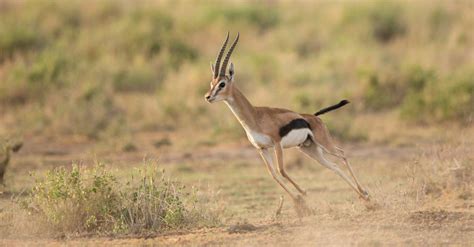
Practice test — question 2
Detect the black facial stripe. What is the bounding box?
[213,81,226,96]
[214,85,223,96]
[279,118,312,138]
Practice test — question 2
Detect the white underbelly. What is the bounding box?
[281,128,313,148]
[246,130,272,148]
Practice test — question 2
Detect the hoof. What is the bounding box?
[359,189,370,201]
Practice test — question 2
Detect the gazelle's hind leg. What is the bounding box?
[299,143,368,200]
[333,147,369,199]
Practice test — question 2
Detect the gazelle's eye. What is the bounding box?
[219,82,226,88]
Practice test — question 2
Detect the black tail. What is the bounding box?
[314,100,350,116]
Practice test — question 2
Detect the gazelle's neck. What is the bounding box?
[224,86,258,131]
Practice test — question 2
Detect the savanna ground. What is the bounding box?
[1,0,473,246]
[1,124,473,246]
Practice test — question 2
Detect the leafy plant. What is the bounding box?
[369,2,406,43]
[24,163,220,236]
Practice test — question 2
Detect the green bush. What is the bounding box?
[361,65,474,123]
[368,2,406,43]
[205,5,279,32]
[0,24,43,61]
[325,116,368,143]
[429,6,453,39]
[24,164,220,236]
[339,1,406,43]
[1,0,473,141]
[112,66,160,93]
[27,164,121,234]
[54,84,125,139]
[120,167,186,232]
[115,9,173,57]
[401,70,474,123]
[0,48,71,104]
[361,69,406,110]
[167,40,198,69]
[361,65,435,111]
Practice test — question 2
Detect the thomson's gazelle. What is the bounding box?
[205,33,370,209]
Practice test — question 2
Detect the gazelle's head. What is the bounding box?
[205,32,239,103]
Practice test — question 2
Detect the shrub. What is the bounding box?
[167,40,198,69]
[361,65,474,123]
[120,167,186,232]
[52,84,125,139]
[27,164,121,234]
[405,144,473,202]
[0,24,43,62]
[0,47,71,105]
[115,9,173,57]
[429,6,453,39]
[325,116,368,143]
[24,163,220,236]
[205,5,279,32]
[361,65,436,112]
[339,1,405,43]
[401,70,474,123]
[368,2,406,43]
[112,66,160,93]
[361,69,406,111]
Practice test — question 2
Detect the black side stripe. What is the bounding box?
[279,118,311,138]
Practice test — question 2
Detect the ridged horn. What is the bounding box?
[219,32,239,77]
[213,32,229,79]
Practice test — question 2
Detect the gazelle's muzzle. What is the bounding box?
[204,92,214,103]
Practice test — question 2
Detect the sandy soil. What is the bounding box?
[1,135,473,246]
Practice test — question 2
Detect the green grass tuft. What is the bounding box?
[22,163,221,236]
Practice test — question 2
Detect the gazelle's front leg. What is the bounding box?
[259,148,297,200]
[274,142,306,195]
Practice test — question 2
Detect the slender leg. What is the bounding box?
[274,142,306,195]
[259,148,297,200]
[299,144,367,199]
[334,147,369,198]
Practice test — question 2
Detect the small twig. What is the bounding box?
[275,195,284,217]
[449,158,462,171]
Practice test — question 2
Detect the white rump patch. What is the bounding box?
[281,128,313,148]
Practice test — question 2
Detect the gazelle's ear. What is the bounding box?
[229,62,235,81]
[210,61,215,75]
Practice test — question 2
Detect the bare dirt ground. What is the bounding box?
[1,133,473,246]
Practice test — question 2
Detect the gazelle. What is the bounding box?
[205,33,370,210]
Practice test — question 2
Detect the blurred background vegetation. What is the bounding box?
[0,0,473,148]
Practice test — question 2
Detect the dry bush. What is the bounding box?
[19,163,221,237]
[406,144,473,203]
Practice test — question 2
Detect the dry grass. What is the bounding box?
[0,0,473,146]
[1,133,472,245]
[0,0,473,245]
[1,163,221,239]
